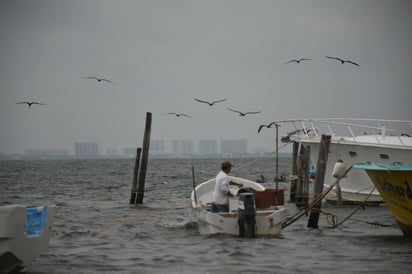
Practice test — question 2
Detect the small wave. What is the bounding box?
[158,217,194,229]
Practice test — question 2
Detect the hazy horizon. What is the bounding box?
[1,0,411,155]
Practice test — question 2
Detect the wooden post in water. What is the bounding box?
[302,145,310,206]
[289,142,299,203]
[274,124,279,189]
[192,166,197,206]
[296,144,305,207]
[274,123,280,208]
[130,147,142,204]
[307,134,331,228]
[136,112,152,204]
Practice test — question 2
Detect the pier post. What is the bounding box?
[302,145,310,206]
[130,147,142,204]
[136,112,152,204]
[289,142,299,203]
[296,144,305,207]
[307,134,331,228]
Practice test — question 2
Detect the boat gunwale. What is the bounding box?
[354,162,412,171]
[275,118,412,147]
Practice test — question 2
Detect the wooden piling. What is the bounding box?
[296,144,305,207]
[192,166,197,205]
[130,147,142,204]
[302,145,310,206]
[289,142,299,203]
[136,112,152,204]
[307,134,331,228]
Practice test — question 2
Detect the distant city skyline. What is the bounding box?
[1,1,411,157]
[0,138,287,160]
[0,138,287,157]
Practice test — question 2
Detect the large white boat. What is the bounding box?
[277,118,412,204]
[191,176,286,237]
[0,204,56,273]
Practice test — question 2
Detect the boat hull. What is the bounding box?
[354,163,412,236]
[193,207,287,236]
[293,136,412,204]
[0,205,56,273]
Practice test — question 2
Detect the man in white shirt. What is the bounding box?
[212,161,243,212]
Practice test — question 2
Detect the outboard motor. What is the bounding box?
[237,193,256,238]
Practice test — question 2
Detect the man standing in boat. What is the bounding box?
[212,161,243,212]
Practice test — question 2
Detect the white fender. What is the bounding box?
[332,160,347,178]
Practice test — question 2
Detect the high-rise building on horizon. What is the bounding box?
[150,140,165,154]
[198,139,218,155]
[171,140,180,155]
[74,142,99,158]
[220,139,247,155]
[181,140,194,155]
[171,140,195,155]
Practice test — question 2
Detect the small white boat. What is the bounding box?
[0,204,57,273]
[277,118,412,204]
[191,176,287,237]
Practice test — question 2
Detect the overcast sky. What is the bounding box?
[1,0,411,155]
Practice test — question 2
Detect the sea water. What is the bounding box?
[1,157,410,274]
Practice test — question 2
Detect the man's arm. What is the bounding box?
[229,181,243,188]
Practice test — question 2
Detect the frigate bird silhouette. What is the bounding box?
[15,101,46,108]
[227,108,261,116]
[257,122,277,133]
[284,58,312,65]
[85,76,114,83]
[194,98,227,106]
[326,56,359,66]
[166,112,191,118]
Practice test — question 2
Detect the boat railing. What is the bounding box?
[275,118,412,146]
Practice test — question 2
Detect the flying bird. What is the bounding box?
[194,98,227,106]
[15,101,46,108]
[227,108,261,116]
[85,76,114,83]
[326,56,359,66]
[257,122,277,133]
[284,58,312,65]
[166,112,191,118]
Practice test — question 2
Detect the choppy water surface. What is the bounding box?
[1,158,411,274]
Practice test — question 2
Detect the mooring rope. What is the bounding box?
[282,165,353,229]
[323,186,390,228]
[282,178,340,228]
[311,207,391,228]
[284,177,390,229]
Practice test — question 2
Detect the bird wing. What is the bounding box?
[181,114,191,118]
[32,102,45,105]
[227,108,242,114]
[326,56,342,61]
[85,76,99,80]
[167,112,178,115]
[244,111,261,115]
[194,98,209,104]
[257,125,265,133]
[211,98,227,104]
[101,78,113,83]
[345,60,359,66]
[299,58,312,62]
[284,60,297,65]
[16,102,30,105]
